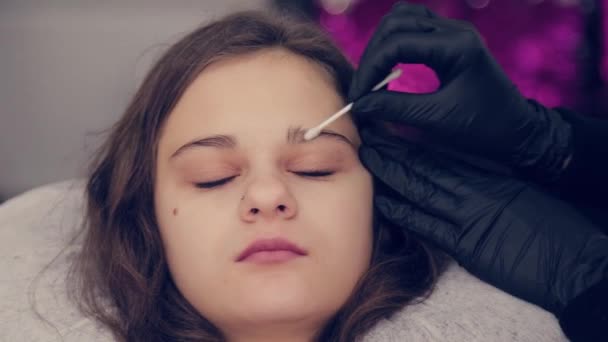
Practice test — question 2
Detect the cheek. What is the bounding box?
[312,169,374,268]
[304,168,374,312]
[154,186,229,303]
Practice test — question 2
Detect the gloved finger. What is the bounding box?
[375,194,458,252]
[351,89,442,130]
[359,126,492,185]
[350,22,482,101]
[363,2,439,60]
[360,3,439,78]
[358,142,462,219]
[359,126,446,174]
[351,16,435,97]
[364,4,470,66]
[350,18,438,101]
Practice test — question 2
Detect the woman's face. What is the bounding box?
[154,49,373,339]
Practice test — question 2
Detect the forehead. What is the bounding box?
[159,49,359,152]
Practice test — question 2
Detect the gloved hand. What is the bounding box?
[349,1,573,182]
[359,125,608,315]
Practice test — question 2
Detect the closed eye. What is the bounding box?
[194,170,334,189]
[195,176,237,189]
[294,170,334,177]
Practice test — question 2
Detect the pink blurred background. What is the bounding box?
[275,0,608,118]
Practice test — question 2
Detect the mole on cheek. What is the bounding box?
[172,208,179,216]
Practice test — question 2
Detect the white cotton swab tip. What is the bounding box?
[303,103,353,141]
[303,69,402,141]
[303,126,322,141]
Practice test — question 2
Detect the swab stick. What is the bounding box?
[304,69,402,141]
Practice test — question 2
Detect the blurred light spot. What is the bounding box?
[557,0,580,7]
[466,0,491,9]
[320,0,355,15]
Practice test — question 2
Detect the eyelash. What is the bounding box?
[194,170,335,189]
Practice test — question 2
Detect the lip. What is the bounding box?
[236,237,308,263]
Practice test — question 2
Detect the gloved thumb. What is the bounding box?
[351,90,440,129]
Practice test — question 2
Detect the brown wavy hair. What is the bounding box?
[68,10,446,342]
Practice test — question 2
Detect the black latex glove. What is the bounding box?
[349,2,573,182]
[358,126,608,315]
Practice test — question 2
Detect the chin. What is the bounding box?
[235,292,337,327]
[235,281,336,320]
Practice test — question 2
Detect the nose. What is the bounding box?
[239,176,297,222]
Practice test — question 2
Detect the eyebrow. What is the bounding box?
[169,125,356,160]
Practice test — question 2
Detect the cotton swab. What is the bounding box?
[303,69,403,141]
